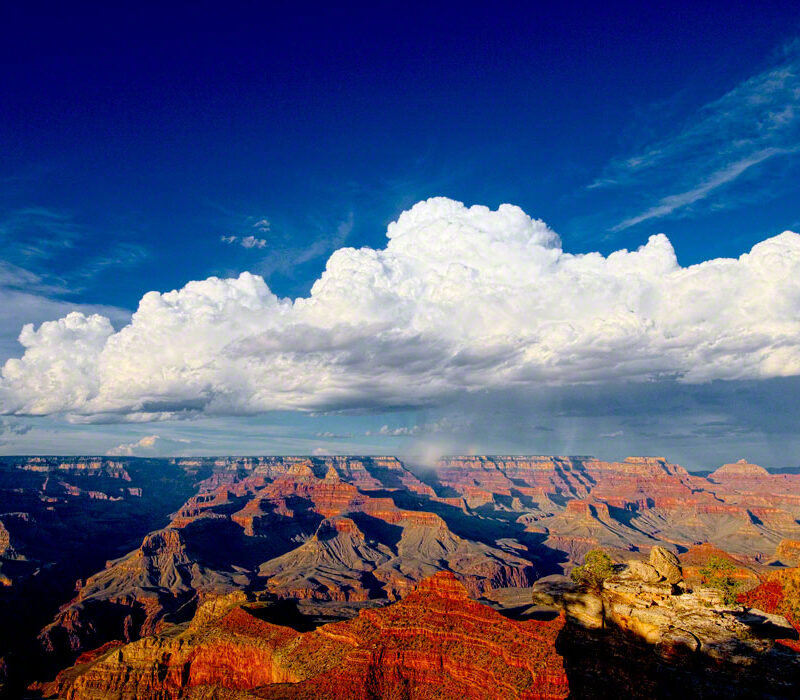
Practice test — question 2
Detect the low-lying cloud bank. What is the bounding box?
[1,197,799,421]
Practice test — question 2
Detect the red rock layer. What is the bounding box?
[46,573,569,700]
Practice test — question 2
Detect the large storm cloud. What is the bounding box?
[2,197,799,421]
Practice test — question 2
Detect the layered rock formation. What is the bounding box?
[6,453,800,696]
[43,572,569,700]
[39,456,537,668]
[432,455,800,563]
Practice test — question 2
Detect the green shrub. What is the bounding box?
[700,556,741,605]
[571,550,614,589]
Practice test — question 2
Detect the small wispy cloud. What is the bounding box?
[0,205,149,297]
[363,425,419,437]
[76,242,149,277]
[377,424,421,437]
[220,218,271,249]
[595,41,800,230]
[317,416,456,441]
[220,234,267,249]
[254,212,354,280]
[241,235,267,248]
[612,147,796,231]
[364,421,456,437]
[0,261,59,293]
[294,212,353,266]
[0,207,81,260]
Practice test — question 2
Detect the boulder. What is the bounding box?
[625,560,662,583]
[649,546,682,584]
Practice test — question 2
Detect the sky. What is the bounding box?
[2,1,800,469]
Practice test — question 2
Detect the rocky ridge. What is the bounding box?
[43,572,569,700]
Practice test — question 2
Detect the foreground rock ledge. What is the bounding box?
[532,560,800,699]
[41,572,569,700]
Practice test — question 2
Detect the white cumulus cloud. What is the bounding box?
[106,434,191,456]
[2,197,800,421]
[107,434,160,456]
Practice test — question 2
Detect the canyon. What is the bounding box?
[2,454,800,697]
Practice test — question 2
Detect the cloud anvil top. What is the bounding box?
[1,197,798,421]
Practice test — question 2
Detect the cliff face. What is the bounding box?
[44,572,569,700]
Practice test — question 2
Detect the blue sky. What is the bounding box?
[2,2,800,469]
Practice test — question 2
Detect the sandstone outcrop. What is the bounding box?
[529,549,800,698]
[625,560,661,583]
